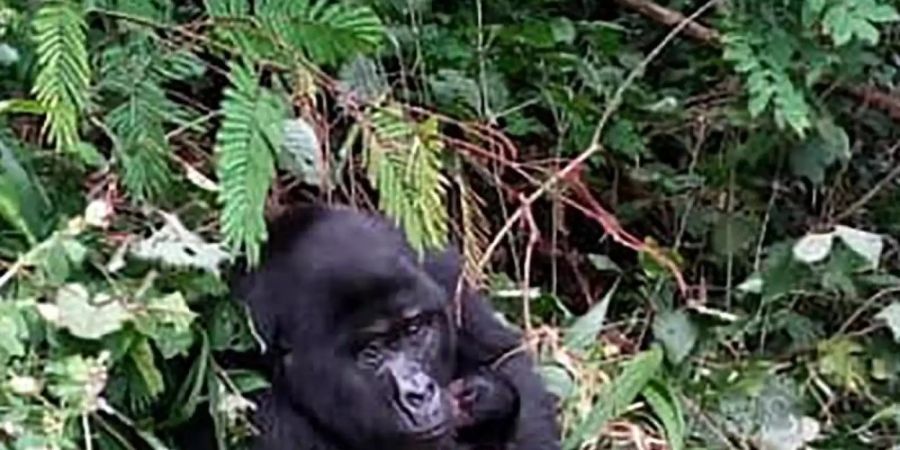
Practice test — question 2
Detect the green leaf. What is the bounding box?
[586,254,622,273]
[136,292,197,359]
[278,118,322,185]
[226,368,271,394]
[367,109,449,254]
[652,309,698,364]
[792,231,834,263]
[602,119,646,159]
[822,0,899,46]
[52,283,131,340]
[642,379,685,450]
[338,55,389,104]
[817,337,867,392]
[834,225,883,269]
[564,278,619,353]
[31,0,91,151]
[45,354,108,412]
[550,17,576,44]
[539,364,575,400]
[255,0,384,65]
[0,304,27,364]
[129,337,166,401]
[563,346,663,450]
[130,211,230,276]
[789,120,849,184]
[214,61,287,265]
[711,214,756,256]
[875,303,900,343]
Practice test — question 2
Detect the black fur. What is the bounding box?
[185,205,561,450]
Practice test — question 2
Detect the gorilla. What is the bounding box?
[233,204,560,450]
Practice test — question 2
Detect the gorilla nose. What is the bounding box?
[400,376,438,409]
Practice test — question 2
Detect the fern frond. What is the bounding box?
[257,0,384,65]
[214,61,287,265]
[366,106,449,254]
[31,0,91,151]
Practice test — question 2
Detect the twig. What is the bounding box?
[613,0,721,43]
[521,198,540,334]
[614,0,900,124]
[837,286,900,335]
[478,0,722,293]
[831,142,900,224]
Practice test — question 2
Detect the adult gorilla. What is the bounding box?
[236,205,560,450]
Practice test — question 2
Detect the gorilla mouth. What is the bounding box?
[409,423,450,442]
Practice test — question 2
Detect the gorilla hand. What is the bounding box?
[449,370,518,429]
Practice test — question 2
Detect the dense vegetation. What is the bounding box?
[0,0,899,449]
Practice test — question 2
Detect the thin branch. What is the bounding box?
[614,0,900,124]
[831,142,900,224]
[478,0,723,294]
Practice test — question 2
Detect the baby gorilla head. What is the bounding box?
[239,206,458,449]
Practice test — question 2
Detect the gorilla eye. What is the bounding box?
[405,322,421,335]
[358,342,384,368]
[403,314,428,336]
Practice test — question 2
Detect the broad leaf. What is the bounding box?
[131,211,230,276]
[652,309,698,365]
[564,279,619,353]
[642,379,685,450]
[876,302,900,343]
[51,283,131,340]
[792,231,834,263]
[278,118,322,185]
[563,346,663,450]
[834,225,883,269]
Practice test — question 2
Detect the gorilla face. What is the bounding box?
[352,308,449,438]
[339,272,456,442]
[241,206,458,448]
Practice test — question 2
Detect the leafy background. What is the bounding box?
[0,0,899,449]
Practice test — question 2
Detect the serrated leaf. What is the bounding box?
[564,278,619,352]
[53,283,131,340]
[834,225,883,269]
[255,0,385,65]
[214,61,286,265]
[31,1,91,150]
[876,303,900,343]
[792,231,834,263]
[652,309,698,364]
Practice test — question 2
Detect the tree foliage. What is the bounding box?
[0,0,898,449]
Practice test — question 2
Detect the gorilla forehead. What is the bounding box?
[265,206,447,318]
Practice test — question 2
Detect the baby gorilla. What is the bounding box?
[236,205,560,450]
